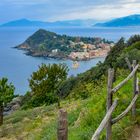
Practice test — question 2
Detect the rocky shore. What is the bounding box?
[15,46,107,61]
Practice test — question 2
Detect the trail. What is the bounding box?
[129,125,140,140]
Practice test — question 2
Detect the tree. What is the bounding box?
[105,37,126,68]
[28,63,69,107]
[0,78,15,125]
[127,35,140,46]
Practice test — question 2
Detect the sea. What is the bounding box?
[0,26,140,94]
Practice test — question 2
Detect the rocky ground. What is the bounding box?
[129,125,140,140]
[4,96,22,116]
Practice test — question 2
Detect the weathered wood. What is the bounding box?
[112,94,139,124]
[57,109,68,140]
[106,68,114,140]
[125,57,132,71]
[132,60,137,117]
[136,78,139,93]
[0,106,3,126]
[112,77,139,124]
[111,64,139,94]
[91,63,139,140]
[91,100,118,140]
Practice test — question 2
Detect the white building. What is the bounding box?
[52,49,58,53]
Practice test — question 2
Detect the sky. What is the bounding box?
[0,0,140,23]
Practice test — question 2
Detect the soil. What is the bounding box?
[129,125,140,140]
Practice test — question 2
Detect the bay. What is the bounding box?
[0,26,140,94]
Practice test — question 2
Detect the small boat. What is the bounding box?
[72,61,79,69]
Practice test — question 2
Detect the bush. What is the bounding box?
[22,63,69,108]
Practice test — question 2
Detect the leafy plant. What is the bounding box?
[0,78,15,125]
[27,63,69,107]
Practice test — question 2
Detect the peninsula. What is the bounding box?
[15,29,114,60]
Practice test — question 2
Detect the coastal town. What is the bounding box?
[50,38,114,60]
[68,41,114,60]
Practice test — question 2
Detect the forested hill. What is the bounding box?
[15,29,112,59]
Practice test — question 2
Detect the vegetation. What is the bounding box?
[0,78,15,125]
[58,34,140,96]
[23,63,69,108]
[1,34,140,139]
[16,29,112,58]
[0,71,140,140]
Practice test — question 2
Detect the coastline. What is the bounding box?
[14,47,107,61]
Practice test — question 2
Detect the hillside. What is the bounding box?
[16,29,113,60]
[0,70,140,140]
[94,14,140,27]
[1,35,140,140]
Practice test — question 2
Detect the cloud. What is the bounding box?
[0,0,140,23]
[47,0,140,21]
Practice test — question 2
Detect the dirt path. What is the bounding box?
[129,125,140,140]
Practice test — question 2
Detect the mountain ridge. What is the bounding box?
[2,14,140,27]
[94,14,140,27]
[0,19,96,27]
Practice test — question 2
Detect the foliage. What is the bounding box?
[70,82,93,99]
[116,41,140,68]
[127,35,140,47]
[104,37,126,68]
[0,77,15,125]
[0,77,15,106]
[59,35,140,98]
[1,69,139,140]
[57,76,78,98]
[27,63,69,107]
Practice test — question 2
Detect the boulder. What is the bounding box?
[11,104,21,111]
[4,96,23,116]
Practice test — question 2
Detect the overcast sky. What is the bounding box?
[0,0,140,23]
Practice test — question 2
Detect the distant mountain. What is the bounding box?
[0,19,96,27]
[94,14,140,27]
[1,19,48,27]
[54,19,97,27]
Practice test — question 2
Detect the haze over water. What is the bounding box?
[0,27,140,94]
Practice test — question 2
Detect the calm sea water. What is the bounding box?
[0,27,140,94]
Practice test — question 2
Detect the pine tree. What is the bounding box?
[0,78,15,125]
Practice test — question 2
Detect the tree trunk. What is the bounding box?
[57,97,61,108]
[0,106,3,126]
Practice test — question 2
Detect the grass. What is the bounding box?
[0,69,140,140]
